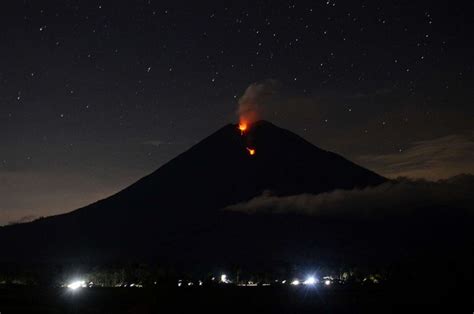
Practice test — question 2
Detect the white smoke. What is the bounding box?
[237,79,279,124]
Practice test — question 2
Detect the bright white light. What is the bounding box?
[303,276,316,285]
[291,280,300,286]
[324,280,331,286]
[220,274,229,283]
[67,280,86,290]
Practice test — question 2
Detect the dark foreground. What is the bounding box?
[0,284,471,314]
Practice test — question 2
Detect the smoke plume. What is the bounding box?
[237,80,279,124]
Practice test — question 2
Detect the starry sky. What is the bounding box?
[1,1,473,225]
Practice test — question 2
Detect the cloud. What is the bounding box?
[225,175,474,220]
[358,133,474,180]
[237,79,280,123]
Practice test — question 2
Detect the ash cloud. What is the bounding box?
[237,79,279,123]
[225,175,474,220]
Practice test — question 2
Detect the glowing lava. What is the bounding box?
[246,147,256,156]
[238,121,248,135]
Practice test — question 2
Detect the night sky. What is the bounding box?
[1,1,473,224]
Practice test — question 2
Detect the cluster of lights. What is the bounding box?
[65,273,333,290]
[290,276,317,286]
[238,281,258,287]
[67,280,147,289]
[289,275,332,287]
[113,283,143,288]
[177,273,231,287]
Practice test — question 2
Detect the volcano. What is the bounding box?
[0,121,386,264]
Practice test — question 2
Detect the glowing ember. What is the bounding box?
[238,122,248,134]
[246,147,256,156]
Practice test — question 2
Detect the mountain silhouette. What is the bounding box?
[0,121,386,263]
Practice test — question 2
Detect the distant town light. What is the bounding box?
[303,276,316,285]
[324,280,331,286]
[220,274,229,283]
[291,280,300,286]
[67,280,86,290]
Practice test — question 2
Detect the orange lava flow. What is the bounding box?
[246,147,256,156]
[238,122,248,135]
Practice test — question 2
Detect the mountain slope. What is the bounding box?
[0,121,386,262]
